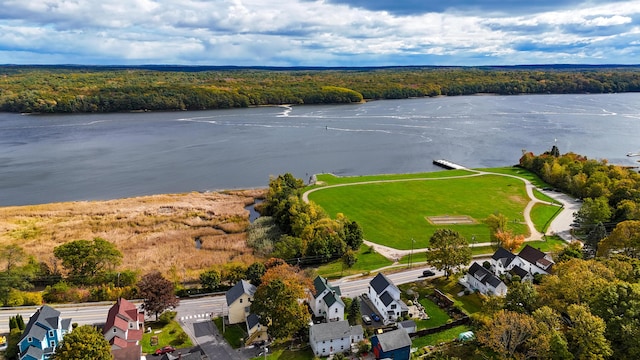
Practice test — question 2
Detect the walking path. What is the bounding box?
[302,165,580,262]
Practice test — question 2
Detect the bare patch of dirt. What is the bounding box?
[0,190,267,281]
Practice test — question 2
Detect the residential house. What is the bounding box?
[103,298,144,360]
[368,273,408,324]
[18,305,72,360]
[310,276,345,322]
[371,328,411,360]
[245,313,268,346]
[491,246,554,278]
[461,263,508,296]
[309,320,363,357]
[225,280,256,325]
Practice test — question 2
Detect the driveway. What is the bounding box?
[179,316,261,360]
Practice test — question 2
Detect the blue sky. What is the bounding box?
[0,0,639,66]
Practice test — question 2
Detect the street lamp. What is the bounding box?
[409,238,415,269]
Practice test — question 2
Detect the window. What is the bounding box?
[391,304,396,309]
[48,330,54,337]
[27,337,32,343]
[113,328,117,333]
[129,322,134,328]
[50,340,56,347]
[335,308,338,313]
[341,345,344,350]
[240,298,243,303]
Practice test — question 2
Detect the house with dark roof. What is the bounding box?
[368,273,408,324]
[461,263,508,296]
[515,245,554,275]
[225,280,256,325]
[310,276,345,323]
[309,320,363,357]
[371,328,411,360]
[244,313,268,346]
[490,247,517,274]
[18,305,71,360]
[103,298,144,360]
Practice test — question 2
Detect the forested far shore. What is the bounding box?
[1,65,640,113]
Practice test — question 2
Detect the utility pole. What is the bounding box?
[409,238,415,269]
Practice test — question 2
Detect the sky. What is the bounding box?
[1,0,639,66]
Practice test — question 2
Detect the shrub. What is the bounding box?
[158,311,177,326]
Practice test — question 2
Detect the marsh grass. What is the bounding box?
[0,190,265,281]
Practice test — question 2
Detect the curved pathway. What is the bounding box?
[302,166,579,261]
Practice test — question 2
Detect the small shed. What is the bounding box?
[458,331,475,342]
[397,320,417,335]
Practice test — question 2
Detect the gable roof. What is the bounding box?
[370,273,396,295]
[21,305,61,342]
[510,265,529,279]
[380,291,394,306]
[518,245,554,271]
[246,313,261,330]
[310,320,351,343]
[492,247,517,266]
[226,280,256,306]
[313,275,341,298]
[104,298,143,335]
[468,263,504,289]
[374,329,411,352]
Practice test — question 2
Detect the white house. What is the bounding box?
[462,263,508,296]
[491,246,554,278]
[310,276,345,322]
[309,320,363,357]
[368,273,408,324]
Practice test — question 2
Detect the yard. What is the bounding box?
[213,317,246,349]
[140,315,193,355]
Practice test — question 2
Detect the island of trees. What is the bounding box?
[1,65,639,113]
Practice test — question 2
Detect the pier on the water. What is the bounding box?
[433,159,467,170]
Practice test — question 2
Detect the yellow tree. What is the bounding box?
[598,220,640,258]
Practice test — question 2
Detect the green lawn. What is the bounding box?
[412,325,472,348]
[141,319,193,354]
[478,167,549,188]
[531,203,564,233]
[315,170,474,186]
[309,173,533,249]
[316,244,393,279]
[251,346,314,360]
[213,317,246,349]
[416,298,451,330]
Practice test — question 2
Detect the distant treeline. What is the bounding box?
[1,65,640,113]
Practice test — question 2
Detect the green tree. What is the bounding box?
[476,309,538,359]
[0,245,38,306]
[485,213,508,245]
[504,280,538,314]
[343,220,364,250]
[348,296,361,325]
[137,271,179,320]
[342,249,358,271]
[51,325,113,360]
[5,327,23,360]
[53,238,122,284]
[199,269,221,292]
[598,220,640,258]
[566,304,612,360]
[425,229,471,278]
[574,197,611,233]
[250,279,309,340]
[246,262,266,286]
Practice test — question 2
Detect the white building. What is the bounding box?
[309,320,363,357]
[368,273,408,324]
[310,276,345,322]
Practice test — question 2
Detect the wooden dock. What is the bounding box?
[433,159,467,170]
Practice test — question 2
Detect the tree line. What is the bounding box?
[1,66,640,113]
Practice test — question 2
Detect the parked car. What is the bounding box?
[361,314,372,325]
[371,313,381,322]
[155,346,176,355]
[423,269,436,277]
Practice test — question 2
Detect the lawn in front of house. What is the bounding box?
[141,318,193,354]
[213,317,246,349]
[411,325,472,348]
[252,347,315,360]
[309,173,532,249]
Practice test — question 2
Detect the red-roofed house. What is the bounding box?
[103,298,144,360]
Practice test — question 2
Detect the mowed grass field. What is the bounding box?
[309,169,552,250]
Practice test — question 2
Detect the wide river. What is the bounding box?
[1,93,640,206]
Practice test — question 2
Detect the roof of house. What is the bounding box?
[374,329,411,352]
[468,263,504,289]
[322,290,344,308]
[510,265,529,279]
[20,305,62,343]
[246,313,261,330]
[104,298,143,336]
[112,345,142,360]
[350,325,364,337]
[161,351,202,360]
[310,320,352,343]
[313,276,342,298]
[518,245,546,265]
[226,280,256,306]
[21,345,44,359]
[370,273,396,295]
[380,291,394,306]
[492,247,517,266]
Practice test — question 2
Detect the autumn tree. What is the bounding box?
[137,271,179,320]
[485,213,508,244]
[504,280,538,314]
[566,304,612,360]
[250,262,311,340]
[52,325,113,360]
[53,238,122,284]
[494,230,525,252]
[425,229,471,278]
[598,220,640,258]
[476,309,538,359]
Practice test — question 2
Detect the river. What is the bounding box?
[1,93,639,206]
